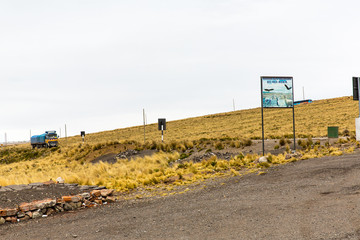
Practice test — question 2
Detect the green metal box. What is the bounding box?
[328,126,339,138]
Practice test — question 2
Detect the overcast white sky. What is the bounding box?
[1,0,359,142]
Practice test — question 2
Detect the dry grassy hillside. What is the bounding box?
[65,96,358,145]
[0,96,357,191]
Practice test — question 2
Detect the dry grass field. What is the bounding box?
[0,96,358,192]
[69,96,358,145]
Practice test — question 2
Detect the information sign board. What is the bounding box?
[261,77,294,108]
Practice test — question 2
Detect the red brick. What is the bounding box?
[62,196,82,203]
[19,202,36,212]
[0,208,18,217]
[62,196,72,202]
[0,209,7,217]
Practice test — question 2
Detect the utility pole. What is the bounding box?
[143,109,146,144]
[303,86,305,100]
[59,128,61,138]
[233,99,235,111]
[65,124,67,144]
[30,130,31,141]
[5,133,7,146]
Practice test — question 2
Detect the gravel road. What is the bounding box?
[2,151,360,239]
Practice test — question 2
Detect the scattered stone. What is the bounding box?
[32,211,42,219]
[63,203,74,211]
[17,212,25,218]
[54,205,64,213]
[75,202,82,209]
[116,150,139,159]
[46,208,56,216]
[20,215,31,221]
[5,216,17,223]
[26,211,33,218]
[56,177,65,184]
[6,184,32,191]
[100,189,114,197]
[106,196,116,203]
[91,190,101,197]
[34,199,56,209]
[258,156,268,163]
[0,183,117,225]
[285,152,303,160]
[80,193,90,199]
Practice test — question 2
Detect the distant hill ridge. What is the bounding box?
[64,96,357,145]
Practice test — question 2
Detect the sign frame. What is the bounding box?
[353,77,359,101]
[261,76,294,108]
[261,76,296,155]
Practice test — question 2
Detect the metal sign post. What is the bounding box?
[81,131,85,142]
[143,109,146,144]
[158,118,166,143]
[261,76,296,155]
[352,77,360,140]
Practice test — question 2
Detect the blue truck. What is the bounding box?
[31,131,59,149]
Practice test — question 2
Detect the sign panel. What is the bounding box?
[353,77,359,101]
[261,77,293,108]
[158,118,166,131]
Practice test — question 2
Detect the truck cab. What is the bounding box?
[31,130,59,149]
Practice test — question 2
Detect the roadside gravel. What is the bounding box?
[2,151,360,239]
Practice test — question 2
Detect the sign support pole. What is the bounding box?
[292,105,296,151]
[143,109,146,144]
[161,125,164,143]
[358,78,360,118]
[261,78,265,156]
[292,81,296,152]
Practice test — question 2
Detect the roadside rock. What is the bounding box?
[56,177,65,184]
[258,156,268,163]
[285,152,303,160]
[116,150,139,159]
[0,180,117,225]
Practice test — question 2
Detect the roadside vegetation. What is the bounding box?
[0,96,358,192]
